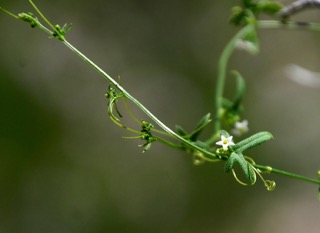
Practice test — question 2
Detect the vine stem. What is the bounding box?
[61,39,221,159]
[206,24,254,145]
[0,0,221,159]
[257,20,320,31]
[0,0,220,159]
[254,164,320,185]
[61,19,320,159]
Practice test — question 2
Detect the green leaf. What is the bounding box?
[232,131,273,153]
[224,152,256,184]
[255,1,283,15]
[189,113,211,141]
[175,113,211,140]
[175,125,187,137]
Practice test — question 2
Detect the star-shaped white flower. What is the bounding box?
[231,120,249,136]
[216,135,235,151]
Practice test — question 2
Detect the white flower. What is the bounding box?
[216,135,235,151]
[231,120,249,136]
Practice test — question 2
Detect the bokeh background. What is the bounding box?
[1,0,320,232]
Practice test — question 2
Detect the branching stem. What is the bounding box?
[62,39,219,159]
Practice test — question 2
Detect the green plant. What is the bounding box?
[1,0,320,194]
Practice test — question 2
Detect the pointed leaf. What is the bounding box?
[175,125,187,137]
[189,113,211,141]
[255,1,283,15]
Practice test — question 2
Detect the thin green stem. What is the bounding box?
[1,1,219,160]
[61,39,221,159]
[29,0,61,38]
[257,20,320,31]
[206,24,254,145]
[254,164,320,185]
[0,7,19,19]
[214,25,253,130]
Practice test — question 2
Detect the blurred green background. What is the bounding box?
[1,0,320,232]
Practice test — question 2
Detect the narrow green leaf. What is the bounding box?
[195,113,211,129]
[255,1,283,15]
[189,113,211,141]
[175,113,211,140]
[175,125,187,137]
[232,131,273,153]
